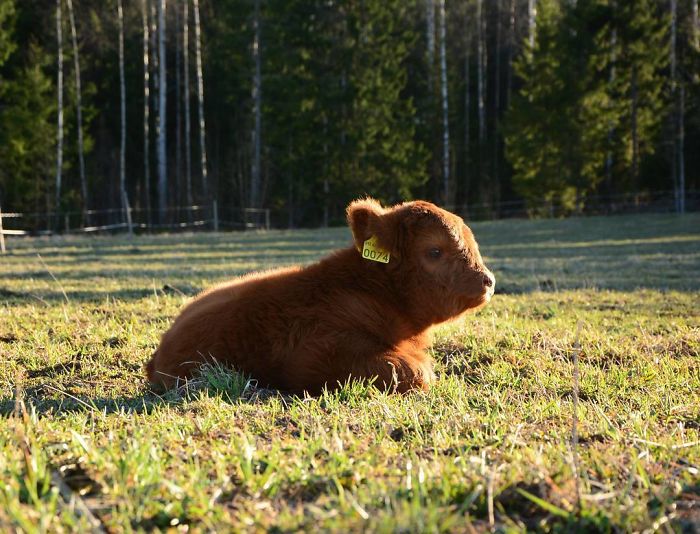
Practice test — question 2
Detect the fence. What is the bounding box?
[0,189,696,250]
[0,201,270,242]
[446,189,699,220]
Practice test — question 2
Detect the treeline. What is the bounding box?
[0,0,697,227]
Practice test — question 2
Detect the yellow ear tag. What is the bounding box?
[362,235,391,264]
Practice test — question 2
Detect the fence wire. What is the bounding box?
[0,190,696,238]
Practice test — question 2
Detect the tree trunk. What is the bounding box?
[150,0,158,224]
[505,0,515,110]
[425,0,435,89]
[183,0,192,208]
[477,0,486,145]
[66,0,88,225]
[175,0,183,212]
[142,0,151,226]
[322,117,329,227]
[670,0,678,212]
[250,0,262,209]
[438,0,449,205]
[464,50,470,208]
[679,84,685,213]
[528,0,536,49]
[157,0,167,222]
[605,29,617,193]
[193,0,208,199]
[492,0,501,211]
[694,0,699,51]
[55,0,64,229]
[631,65,639,187]
[118,0,132,235]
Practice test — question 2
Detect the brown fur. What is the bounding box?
[146,198,495,394]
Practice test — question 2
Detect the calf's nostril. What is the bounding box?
[482,273,494,288]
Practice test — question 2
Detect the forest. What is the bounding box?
[0,0,697,228]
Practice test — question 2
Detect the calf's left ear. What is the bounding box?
[346,198,399,255]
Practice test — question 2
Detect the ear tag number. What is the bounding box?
[362,235,391,264]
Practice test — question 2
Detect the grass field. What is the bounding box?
[1,213,699,532]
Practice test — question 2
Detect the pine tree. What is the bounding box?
[505,0,571,210]
[0,45,56,215]
[506,0,670,211]
[0,0,15,69]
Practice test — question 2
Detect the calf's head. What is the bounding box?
[348,198,495,323]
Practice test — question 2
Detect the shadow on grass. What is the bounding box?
[0,388,168,417]
[0,363,284,418]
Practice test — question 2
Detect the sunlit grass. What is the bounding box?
[0,212,698,531]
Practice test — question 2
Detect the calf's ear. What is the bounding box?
[346,198,398,255]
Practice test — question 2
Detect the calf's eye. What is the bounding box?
[428,248,442,259]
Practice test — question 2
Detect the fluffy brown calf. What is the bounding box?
[146,198,495,394]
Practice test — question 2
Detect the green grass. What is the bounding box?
[1,212,698,532]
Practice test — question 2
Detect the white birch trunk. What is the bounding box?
[55,0,64,226]
[631,66,639,184]
[670,0,679,212]
[477,0,486,144]
[142,0,152,225]
[605,29,617,190]
[426,0,435,89]
[464,50,469,202]
[157,0,167,220]
[528,0,536,50]
[694,0,699,50]
[118,0,132,235]
[438,0,449,205]
[66,0,88,223]
[184,0,192,207]
[505,0,515,109]
[250,0,262,208]
[193,0,208,199]
[175,0,182,210]
[679,84,685,214]
[492,0,501,207]
[322,116,329,227]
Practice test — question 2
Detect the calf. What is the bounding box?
[146,198,495,394]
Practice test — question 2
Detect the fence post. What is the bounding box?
[122,192,134,236]
[212,200,219,232]
[0,203,5,254]
[265,209,270,230]
[64,214,70,233]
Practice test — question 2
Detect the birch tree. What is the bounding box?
[250,0,262,208]
[492,0,502,207]
[670,0,678,211]
[157,0,167,220]
[464,47,470,202]
[142,0,151,224]
[193,0,208,199]
[183,0,192,207]
[694,0,699,51]
[66,0,88,223]
[438,0,449,205]
[175,0,182,208]
[55,0,64,226]
[505,0,516,109]
[425,0,435,89]
[605,29,617,190]
[118,0,132,234]
[528,0,537,49]
[477,0,485,144]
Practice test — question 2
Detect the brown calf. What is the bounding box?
[146,198,495,394]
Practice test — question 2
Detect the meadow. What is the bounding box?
[0,213,698,532]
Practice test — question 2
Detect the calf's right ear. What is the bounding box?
[347,198,392,252]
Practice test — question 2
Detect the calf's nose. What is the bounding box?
[482,272,495,289]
